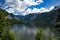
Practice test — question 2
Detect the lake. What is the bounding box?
[9,24,55,40]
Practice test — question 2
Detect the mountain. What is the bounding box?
[0,5,60,26]
[22,5,60,27]
[33,12,57,27]
[32,6,60,27]
[14,15,24,20]
[13,5,60,21]
[24,13,39,21]
[7,5,60,27]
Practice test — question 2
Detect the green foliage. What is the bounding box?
[0,9,16,40]
[35,29,57,40]
[48,34,57,40]
[0,10,6,27]
[35,29,44,40]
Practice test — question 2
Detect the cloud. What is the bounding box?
[1,0,54,16]
[49,6,55,11]
[31,8,41,13]
[5,0,27,12]
[22,6,54,15]
[6,8,15,13]
[39,8,49,13]
[22,8,49,15]
[24,0,43,6]
[22,8,32,15]
[4,0,43,13]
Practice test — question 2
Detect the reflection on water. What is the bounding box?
[10,24,54,40]
[10,24,37,40]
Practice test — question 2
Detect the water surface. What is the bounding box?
[10,24,54,40]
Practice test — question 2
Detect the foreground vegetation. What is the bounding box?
[0,10,16,40]
[35,29,57,40]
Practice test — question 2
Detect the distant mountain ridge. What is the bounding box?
[0,5,59,21]
[11,5,60,21]
[0,5,60,26]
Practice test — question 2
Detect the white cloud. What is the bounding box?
[22,8,32,15]
[3,0,55,16]
[4,0,43,13]
[6,8,15,13]
[49,6,55,11]
[24,0,43,6]
[31,8,41,13]
[40,8,49,13]
[22,6,54,16]
[22,8,49,15]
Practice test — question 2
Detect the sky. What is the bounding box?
[0,0,60,15]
